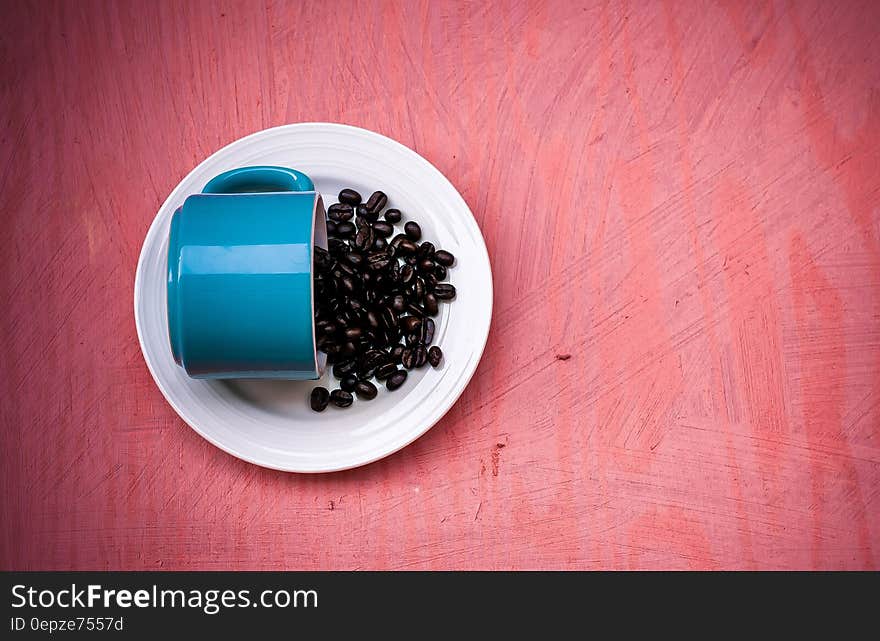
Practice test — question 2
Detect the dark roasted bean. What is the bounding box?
[384,208,402,223]
[337,261,356,276]
[339,188,362,206]
[340,375,358,392]
[434,250,455,267]
[418,258,435,272]
[330,389,353,407]
[354,379,377,400]
[405,332,420,347]
[389,234,407,251]
[366,252,391,271]
[344,327,362,341]
[332,359,357,378]
[412,344,428,368]
[375,362,398,380]
[397,239,418,254]
[310,387,330,412]
[341,341,358,356]
[335,221,355,237]
[401,348,415,369]
[421,318,435,345]
[385,369,407,391]
[372,237,388,251]
[391,294,406,313]
[343,252,363,268]
[417,241,434,258]
[390,345,405,364]
[406,303,425,317]
[433,283,456,300]
[400,264,415,284]
[365,190,387,214]
[372,221,394,238]
[328,238,347,255]
[434,264,447,280]
[352,227,369,251]
[328,203,354,221]
[404,221,422,241]
[423,273,438,291]
[381,306,397,330]
[325,220,337,236]
[340,276,357,294]
[405,255,418,266]
[428,346,442,367]
[412,278,425,301]
[401,316,422,334]
[423,294,439,316]
[356,204,369,219]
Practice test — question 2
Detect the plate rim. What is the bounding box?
[133,122,494,473]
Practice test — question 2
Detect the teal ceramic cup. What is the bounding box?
[167,166,328,379]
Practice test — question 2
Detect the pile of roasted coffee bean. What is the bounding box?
[309,188,456,411]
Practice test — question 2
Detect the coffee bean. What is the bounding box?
[400,264,415,284]
[423,273,438,291]
[344,327,362,341]
[384,208,402,224]
[412,344,428,368]
[404,221,422,241]
[333,359,357,378]
[421,318,435,345]
[434,264,447,280]
[343,252,363,268]
[310,387,330,412]
[390,234,407,251]
[354,379,378,400]
[341,341,357,356]
[339,188,362,206]
[366,252,391,271]
[372,221,394,238]
[386,369,407,391]
[354,225,374,251]
[390,345,404,364]
[434,250,455,267]
[412,277,425,301]
[335,221,356,238]
[397,239,418,255]
[328,203,354,221]
[375,361,398,380]
[418,258,435,272]
[401,316,421,334]
[340,375,358,392]
[433,283,456,300]
[406,303,425,317]
[372,237,388,251]
[330,389,353,407]
[423,294,439,316]
[428,346,443,367]
[340,276,358,294]
[401,348,415,369]
[391,294,406,313]
[326,220,337,236]
[404,255,419,266]
[418,241,435,258]
[337,261,356,276]
[365,191,388,214]
[381,306,397,330]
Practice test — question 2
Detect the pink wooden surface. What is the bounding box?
[2,0,879,570]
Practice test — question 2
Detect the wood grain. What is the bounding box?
[1,0,878,570]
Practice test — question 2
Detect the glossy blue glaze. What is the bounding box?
[167,166,324,379]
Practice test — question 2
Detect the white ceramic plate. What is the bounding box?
[134,123,493,472]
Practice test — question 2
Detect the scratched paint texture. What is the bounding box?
[1,0,878,570]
